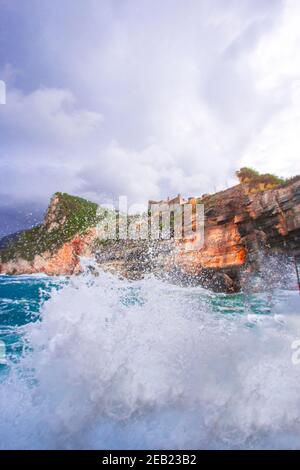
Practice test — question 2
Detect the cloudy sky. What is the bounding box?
[0,0,300,236]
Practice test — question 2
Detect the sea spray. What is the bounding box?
[0,269,300,449]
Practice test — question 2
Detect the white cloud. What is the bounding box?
[241,0,300,176]
[0,88,103,147]
[0,87,103,205]
[1,0,300,222]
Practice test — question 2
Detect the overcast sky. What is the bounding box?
[0,0,300,235]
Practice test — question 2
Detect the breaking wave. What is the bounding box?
[0,266,300,449]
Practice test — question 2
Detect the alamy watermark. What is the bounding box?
[95,197,205,250]
[291,339,300,365]
[0,80,6,104]
[0,340,6,365]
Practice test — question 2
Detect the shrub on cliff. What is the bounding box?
[236,167,260,183]
[236,167,285,187]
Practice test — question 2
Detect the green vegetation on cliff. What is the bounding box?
[1,170,300,265]
[236,167,285,186]
[0,192,100,262]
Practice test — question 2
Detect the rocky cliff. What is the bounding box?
[0,193,99,275]
[1,179,299,292]
[174,179,300,291]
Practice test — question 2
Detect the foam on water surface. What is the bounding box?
[0,270,300,449]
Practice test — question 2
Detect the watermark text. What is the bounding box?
[0,80,6,104]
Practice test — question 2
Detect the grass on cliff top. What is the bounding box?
[236,167,285,186]
[0,192,102,262]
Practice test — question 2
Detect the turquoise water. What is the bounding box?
[0,274,279,368]
[0,275,64,369]
[0,271,300,449]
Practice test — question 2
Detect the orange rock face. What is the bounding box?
[174,180,300,280]
[0,229,97,276]
[1,180,300,292]
[175,223,246,274]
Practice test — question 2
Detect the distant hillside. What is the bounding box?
[0,231,25,250]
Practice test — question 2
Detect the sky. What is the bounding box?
[0,0,300,236]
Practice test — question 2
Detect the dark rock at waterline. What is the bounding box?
[0,180,300,293]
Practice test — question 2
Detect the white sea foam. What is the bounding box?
[0,269,300,449]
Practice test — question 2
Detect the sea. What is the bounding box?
[0,262,300,450]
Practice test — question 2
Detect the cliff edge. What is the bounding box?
[1,177,300,292]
